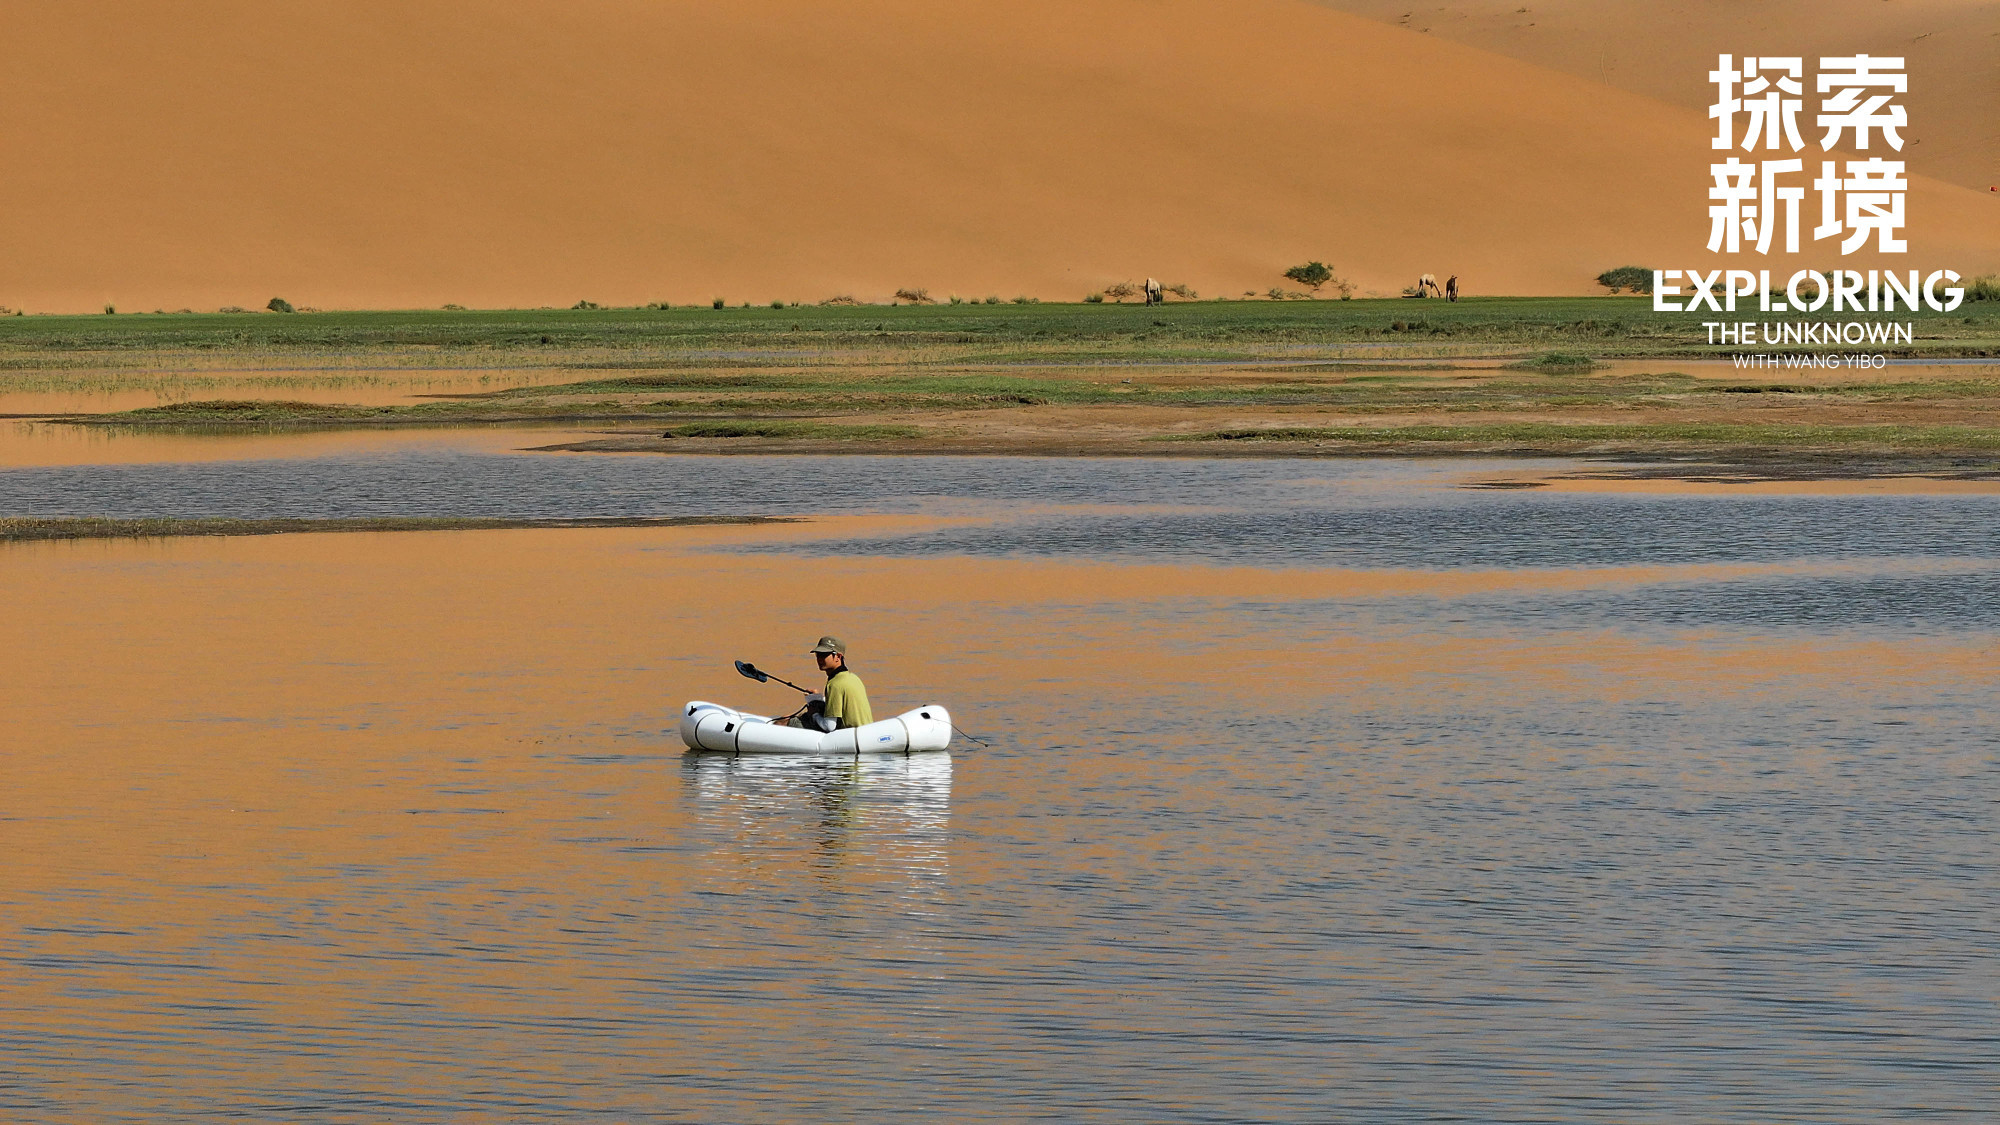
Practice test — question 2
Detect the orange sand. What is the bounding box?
[3,0,1994,314]
[1316,0,2000,194]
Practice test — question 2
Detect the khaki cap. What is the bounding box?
[807,635,846,655]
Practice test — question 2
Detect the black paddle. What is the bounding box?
[735,659,812,694]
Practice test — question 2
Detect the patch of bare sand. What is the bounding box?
[1592,361,2000,386]
[4,0,1995,314]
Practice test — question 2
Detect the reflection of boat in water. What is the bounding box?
[683,753,953,879]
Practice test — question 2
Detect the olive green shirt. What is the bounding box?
[824,669,872,729]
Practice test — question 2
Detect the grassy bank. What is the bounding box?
[1170,421,2000,454]
[15,299,2000,461]
[62,371,2000,428]
[4,297,1996,370]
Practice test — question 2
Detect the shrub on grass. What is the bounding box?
[103,305,116,315]
[948,295,964,305]
[1966,275,2000,302]
[1595,266,1654,294]
[572,299,600,310]
[893,287,933,304]
[1104,281,1139,302]
[984,295,1001,304]
[1084,292,1105,303]
[1166,284,1197,300]
[1011,295,1038,304]
[818,295,860,306]
[770,298,785,309]
[266,297,295,313]
[712,297,726,309]
[441,303,467,311]
[1283,261,1333,292]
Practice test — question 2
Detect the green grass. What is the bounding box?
[1508,350,1599,371]
[1173,422,2000,450]
[5,298,1996,361]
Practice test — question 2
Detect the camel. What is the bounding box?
[1144,277,1163,306]
[1416,273,1444,298]
[1445,275,1459,302]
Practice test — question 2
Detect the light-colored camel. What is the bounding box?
[1144,277,1163,306]
[1417,273,1443,298]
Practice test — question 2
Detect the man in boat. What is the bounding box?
[788,635,873,731]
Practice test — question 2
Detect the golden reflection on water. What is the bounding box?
[3,520,1995,1119]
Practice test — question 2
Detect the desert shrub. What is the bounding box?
[441,303,467,311]
[1283,261,1333,291]
[893,287,933,304]
[1965,275,2000,302]
[103,305,116,315]
[1084,292,1105,303]
[1104,281,1139,302]
[712,297,726,309]
[266,297,295,313]
[1165,283,1197,300]
[984,295,1001,304]
[1011,295,1038,304]
[1595,266,1654,294]
[1267,287,1289,300]
[572,299,600,310]
[948,295,963,305]
[770,299,785,309]
[818,295,860,306]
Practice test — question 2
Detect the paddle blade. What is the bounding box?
[734,660,769,683]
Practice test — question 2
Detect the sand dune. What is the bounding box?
[1315,0,2000,194]
[2,0,1994,313]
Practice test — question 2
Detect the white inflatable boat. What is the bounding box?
[679,700,953,755]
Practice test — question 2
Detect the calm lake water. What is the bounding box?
[2,428,1995,1122]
